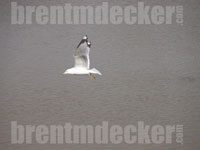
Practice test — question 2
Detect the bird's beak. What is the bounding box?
[63,72,66,75]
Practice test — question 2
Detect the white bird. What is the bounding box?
[63,35,102,79]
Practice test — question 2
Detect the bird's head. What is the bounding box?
[63,70,68,75]
[63,68,73,75]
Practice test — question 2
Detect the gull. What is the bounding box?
[63,35,102,79]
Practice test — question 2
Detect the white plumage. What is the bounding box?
[63,35,102,79]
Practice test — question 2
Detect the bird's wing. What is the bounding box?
[74,40,90,69]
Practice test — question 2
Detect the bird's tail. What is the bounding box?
[90,68,102,75]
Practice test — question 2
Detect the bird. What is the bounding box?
[63,35,102,79]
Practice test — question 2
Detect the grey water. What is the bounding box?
[0,0,200,149]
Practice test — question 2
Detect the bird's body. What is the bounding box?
[65,67,90,75]
[63,35,102,79]
[65,67,101,75]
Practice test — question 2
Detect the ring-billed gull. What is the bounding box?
[63,35,102,79]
